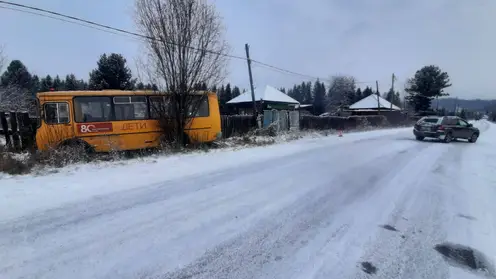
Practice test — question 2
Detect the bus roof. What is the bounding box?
[37,90,214,98]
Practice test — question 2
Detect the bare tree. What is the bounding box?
[0,46,5,73]
[327,75,357,114]
[0,85,33,112]
[135,0,229,146]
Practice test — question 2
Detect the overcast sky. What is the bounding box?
[1,0,495,99]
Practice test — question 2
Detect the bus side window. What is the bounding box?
[149,96,174,118]
[114,96,148,120]
[44,103,69,124]
[74,97,112,123]
[188,95,209,117]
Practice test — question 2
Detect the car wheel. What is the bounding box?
[415,136,424,141]
[468,133,478,143]
[444,132,453,143]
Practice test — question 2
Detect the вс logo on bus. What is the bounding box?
[77,123,113,134]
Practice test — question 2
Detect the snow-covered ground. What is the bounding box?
[0,121,495,279]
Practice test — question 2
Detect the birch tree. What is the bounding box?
[327,75,357,113]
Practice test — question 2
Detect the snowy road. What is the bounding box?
[1,121,496,279]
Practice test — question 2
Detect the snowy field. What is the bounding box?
[0,121,495,279]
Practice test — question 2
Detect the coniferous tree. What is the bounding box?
[405,65,451,112]
[30,75,40,95]
[39,75,53,92]
[302,81,313,104]
[53,75,64,91]
[232,86,241,98]
[193,82,208,90]
[1,60,32,90]
[218,84,225,105]
[143,83,158,91]
[355,88,363,102]
[224,83,232,103]
[312,80,326,115]
[363,86,374,97]
[64,74,79,90]
[79,79,89,90]
[288,84,303,103]
[89,53,133,90]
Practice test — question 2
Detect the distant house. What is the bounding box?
[227,85,299,115]
[348,94,401,112]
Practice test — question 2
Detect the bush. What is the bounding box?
[34,144,93,168]
[0,152,33,175]
[253,122,278,137]
[357,117,371,130]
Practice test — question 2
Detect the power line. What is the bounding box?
[252,60,325,81]
[0,0,247,61]
[252,62,376,85]
[0,6,130,39]
[0,0,380,86]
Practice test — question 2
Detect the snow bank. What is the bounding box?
[443,119,496,278]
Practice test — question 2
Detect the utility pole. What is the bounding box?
[245,44,257,117]
[376,80,380,114]
[391,73,395,109]
[454,97,458,116]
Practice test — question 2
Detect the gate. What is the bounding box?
[263,110,300,132]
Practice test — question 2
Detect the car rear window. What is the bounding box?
[420,117,440,124]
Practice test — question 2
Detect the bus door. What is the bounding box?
[41,101,75,147]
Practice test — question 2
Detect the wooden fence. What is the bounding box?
[221,115,257,138]
[300,115,389,130]
[0,112,37,151]
[220,114,409,139]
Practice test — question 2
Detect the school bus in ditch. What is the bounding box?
[35,90,222,152]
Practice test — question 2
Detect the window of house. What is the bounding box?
[44,102,69,124]
[74,96,112,123]
[113,96,148,121]
[187,95,209,117]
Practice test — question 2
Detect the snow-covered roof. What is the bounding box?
[297,104,313,108]
[227,85,299,104]
[349,94,401,111]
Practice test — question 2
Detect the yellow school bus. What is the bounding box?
[35,90,222,152]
